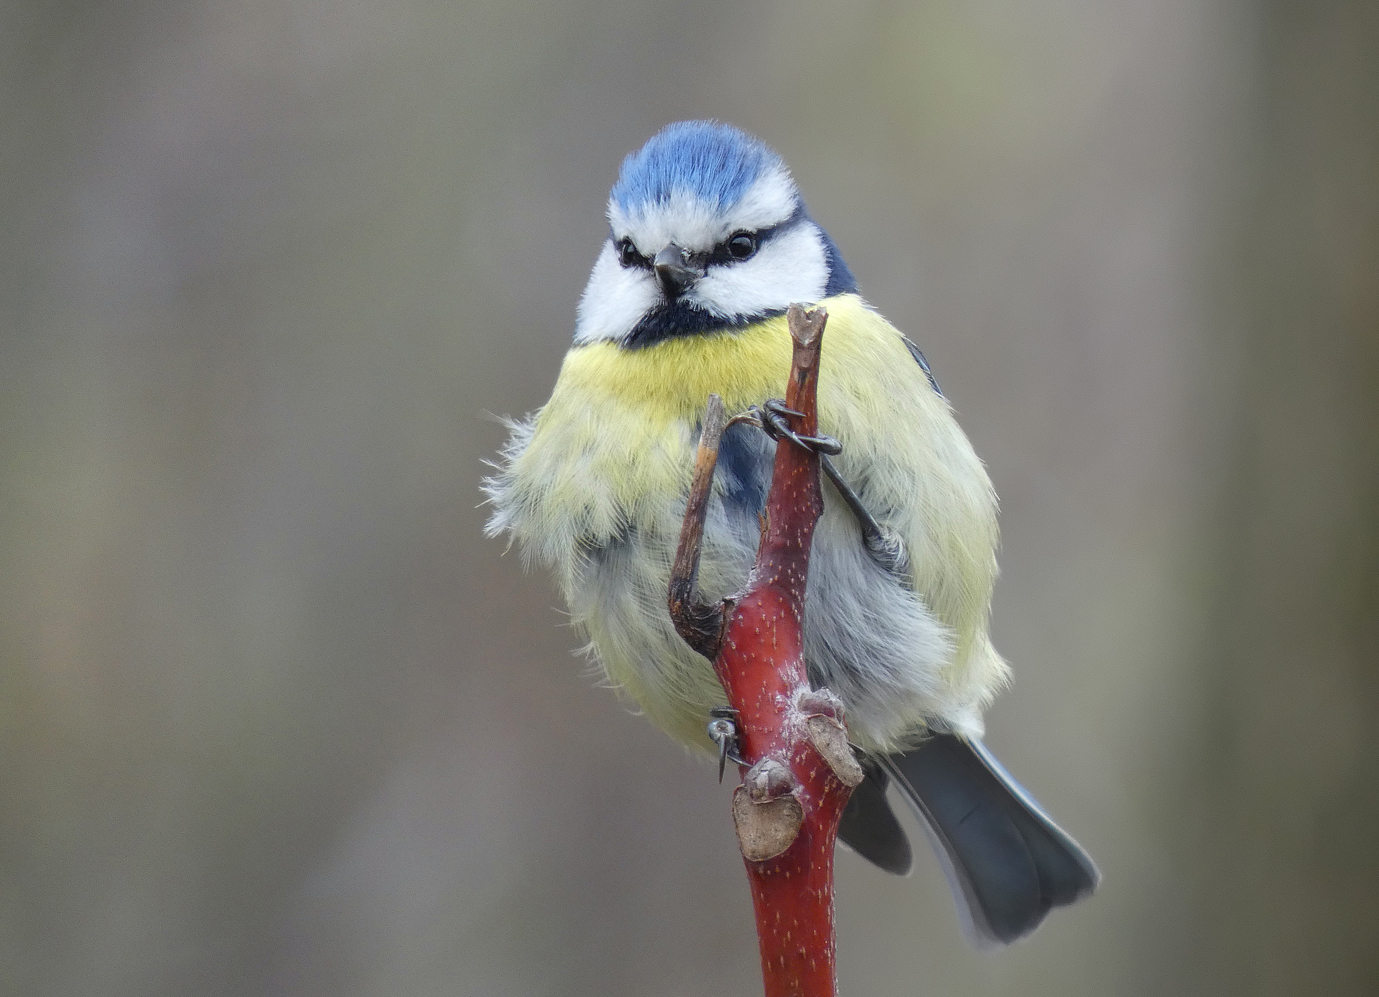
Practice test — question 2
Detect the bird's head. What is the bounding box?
[574,121,857,347]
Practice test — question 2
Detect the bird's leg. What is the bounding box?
[819,455,909,576]
[747,399,910,577]
[707,706,746,782]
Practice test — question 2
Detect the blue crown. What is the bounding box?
[610,121,786,213]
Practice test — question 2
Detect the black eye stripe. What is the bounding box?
[616,238,650,268]
[610,207,804,269]
[705,227,771,265]
[706,210,804,264]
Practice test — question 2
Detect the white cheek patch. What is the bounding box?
[607,166,799,254]
[574,241,661,344]
[686,222,829,319]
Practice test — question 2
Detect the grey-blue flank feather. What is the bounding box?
[901,335,944,397]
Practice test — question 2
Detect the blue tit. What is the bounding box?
[485,121,1097,945]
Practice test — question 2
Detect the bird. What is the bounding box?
[484,120,1098,945]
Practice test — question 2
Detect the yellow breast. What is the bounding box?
[556,310,795,420]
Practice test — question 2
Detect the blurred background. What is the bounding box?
[2,0,1375,994]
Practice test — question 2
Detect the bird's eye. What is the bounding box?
[617,239,642,267]
[727,231,757,260]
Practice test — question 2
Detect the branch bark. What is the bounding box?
[669,304,862,997]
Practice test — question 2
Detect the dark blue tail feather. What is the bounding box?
[884,734,1099,945]
[837,733,1098,946]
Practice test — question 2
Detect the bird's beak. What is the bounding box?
[653,243,702,300]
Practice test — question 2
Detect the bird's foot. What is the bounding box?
[707,706,746,782]
[740,398,843,456]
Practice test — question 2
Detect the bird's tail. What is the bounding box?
[882,733,1100,946]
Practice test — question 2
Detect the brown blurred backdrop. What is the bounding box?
[2,1,1375,995]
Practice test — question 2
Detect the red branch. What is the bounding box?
[669,305,862,997]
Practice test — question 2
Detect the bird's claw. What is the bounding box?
[762,400,805,420]
[863,523,910,576]
[747,399,843,455]
[707,706,745,782]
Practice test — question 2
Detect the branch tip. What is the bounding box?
[786,303,828,350]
